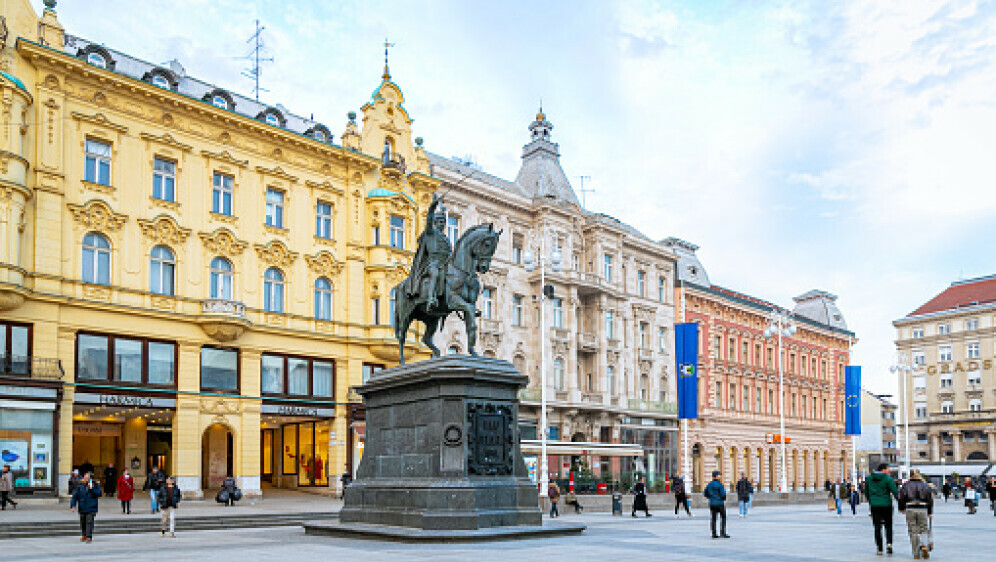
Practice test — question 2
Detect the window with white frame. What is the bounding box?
[152,75,170,89]
[315,202,332,239]
[912,350,925,365]
[767,389,774,414]
[607,366,616,395]
[212,173,233,215]
[209,257,233,300]
[730,383,738,410]
[970,398,982,412]
[913,375,926,391]
[912,327,924,338]
[605,311,614,339]
[603,254,613,282]
[263,268,285,313]
[512,294,523,326]
[552,298,563,329]
[265,188,284,228]
[314,277,332,320]
[512,242,522,265]
[756,387,762,413]
[966,318,979,331]
[87,52,106,68]
[939,345,952,362]
[938,323,951,335]
[152,157,176,201]
[658,276,665,302]
[967,342,980,359]
[637,271,646,297]
[915,403,927,418]
[967,370,982,386]
[715,381,723,408]
[212,95,228,110]
[82,232,111,285]
[389,215,405,249]
[940,372,953,388]
[481,288,494,319]
[149,245,175,296]
[941,401,954,414]
[447,215,459,242]
[265,113,279,126]
[658,327,667,352]
[553,358,564,390]
[84,138,112,185]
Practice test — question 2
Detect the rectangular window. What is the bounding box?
[742,342,749,365]
[372,298,380,325]
[938,323,950,335]
[200,347,239,391]
[315,202,332,239]
[967,342,980,359]
[912,350,925,365]
[966,318,979,331]
[968,370,982,386]
[288,358,309,395]
[728,338,736,361]
[261,354,284,394]
[389,215,404,249]
[76,333,175,385]
[743,386,750,412]
[147,342,175,385]
[552,298,564,329]
[940,373,953,388]
[372,226,380,246]
[481,288,494,319]
[84,138,111,185]
[362,363,384,383]
[512,295,523,326]
[113,338,142,383]
[605,311,614,339]
[152,157,176,201]
[639,322,649,348]
[713,336,722,360]
[913,375,926,390]
[212,173,233,215]
[658,327,666,353]
[265,188,284,228]
[767,389,774,414]
[447,215,460,242]
[941,401,953,414]
[603,254,613,282]
[791,393,797,417]
[715,381,722,408]
[658,277,665,302]
[912,327,924,338]
[939,345,952,362]
[512,244,522,265]
[0,323,30,375]
[313,361,333,397]
[637,271,646,297]
[756,387,762,413]
[607,367,616,395]
[729,383,737,410]
[77,334,109,380]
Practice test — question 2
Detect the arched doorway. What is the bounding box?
[967,451,988,460]
[768,449,776,492]
[202,423,234,490]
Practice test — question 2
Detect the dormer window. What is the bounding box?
[152,75,170,89]
[304,124,332,144]
[212,96,228,109]
[87,53,106,68]
[312,130,326,141]
[265,113,279,126]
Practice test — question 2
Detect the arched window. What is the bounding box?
[553,358,565,390]
[82,232,111,285]
[212,95,228,110]
[209,257,233,300]
[87,52,106,68]
[152,75,170,89]
[150,245,176,295]
[265,113,279,126]
[382,138,391,163]
[389,288,397,328]
[314,277,332,320]
[263,268,284,313]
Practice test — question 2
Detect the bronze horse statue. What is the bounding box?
[393,222,501,364]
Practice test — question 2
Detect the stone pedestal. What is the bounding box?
[339,356,542,530]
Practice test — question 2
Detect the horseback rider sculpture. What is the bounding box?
[408,193,451,310]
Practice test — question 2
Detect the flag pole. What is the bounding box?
[680,285,691,485]
[849,336,856,485]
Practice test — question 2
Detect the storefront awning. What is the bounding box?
[520,440,644,457]
[913,463,993,477]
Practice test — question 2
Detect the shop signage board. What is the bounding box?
[73,423,122,436]
[74,393,176,408]
[0,385,58,399]
[260,404,336,417]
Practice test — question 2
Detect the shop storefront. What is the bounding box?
[261,406,335,489]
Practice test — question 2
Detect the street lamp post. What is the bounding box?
[889,354,914,480]
[523,232,562,498]
[764,310,796,493]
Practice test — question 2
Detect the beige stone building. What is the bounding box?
[430,110,679,488]
[894,274,996,467]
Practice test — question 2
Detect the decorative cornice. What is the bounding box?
[67,199,127,232]
[137,215,191,246]
[255,240,298,269]
[306,179,345,196]
[255,165,299,183]
[70,111,128,133]
[201,149,248,168]
[304,251,345,279]
[140,132,193,152]
[199,228,247,257]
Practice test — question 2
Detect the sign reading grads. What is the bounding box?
[844,366,861,435]
[675,323,699,419]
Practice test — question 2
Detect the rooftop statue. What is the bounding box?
[393,194,500,364]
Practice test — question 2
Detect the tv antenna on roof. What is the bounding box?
[577,175,593,209]
[242,19,273,101]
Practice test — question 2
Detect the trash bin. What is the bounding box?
[611,491,623,516]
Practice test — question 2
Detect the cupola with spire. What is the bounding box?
[514,105,580,206]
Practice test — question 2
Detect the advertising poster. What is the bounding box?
[31,434,53,486]
[524,455,538,483]
[0,440,29,472]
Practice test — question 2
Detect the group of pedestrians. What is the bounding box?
[67,465,182,543]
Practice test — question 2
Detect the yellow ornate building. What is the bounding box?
[0,1,435,498]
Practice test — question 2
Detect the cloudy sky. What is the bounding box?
[35,0,996,397]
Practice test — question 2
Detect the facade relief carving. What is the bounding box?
[305,251,345,279]
[138,215,191,246]
[255,240,298,269]
[199,228,247,257]
[68,199,127,233]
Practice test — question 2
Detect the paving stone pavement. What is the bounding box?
[2,498,991,561]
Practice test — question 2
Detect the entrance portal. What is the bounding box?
[201,424,233,489]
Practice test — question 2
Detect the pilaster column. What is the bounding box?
[238,349,262,497]
[952,431,963,462]
[173,343,202,497]
[929,432,940,462]
[987,431,996,462]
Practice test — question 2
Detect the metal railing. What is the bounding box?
[201,298,247,317]
[382,153,406,174]
[627,398,677,415]
[0,355,64,380]
[578,332,597,349]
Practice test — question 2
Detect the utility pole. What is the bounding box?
[577,175,593,209]
[242,19,273,101]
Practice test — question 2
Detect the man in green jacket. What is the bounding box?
[864,463,900,556]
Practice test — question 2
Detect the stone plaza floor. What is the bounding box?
[2,498,991,561]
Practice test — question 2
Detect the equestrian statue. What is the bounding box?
[393,194,501,364]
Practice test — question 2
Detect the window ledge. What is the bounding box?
[264,224,289,237]
[210,212,238,224]
[150,196,180,211]
[82,180,115,195]
[314,235,335,247]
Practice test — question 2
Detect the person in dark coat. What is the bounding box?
[116,468,134,514]
[849,482,861,517]
[704,470,729,538]
[103,462,117,496]
[736,473,753,518]
[942,481,951,502]
[898,470,933,560]
[220,475,239,506]
[631,477,651,517]
[865,463,900,555]
[68,469,81,496]
[159,476,182,538]
[673,475,692,517]
[964,478,978,514]
[144,466,166,513]
[70,472,102,543]
[80,459,94,478]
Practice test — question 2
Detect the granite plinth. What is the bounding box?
[339,356,545,531]
[303,519,585,542]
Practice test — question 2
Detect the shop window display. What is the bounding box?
[0,408,54,488]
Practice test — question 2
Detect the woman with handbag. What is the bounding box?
[116,468,134,514]
[0,464,17,510]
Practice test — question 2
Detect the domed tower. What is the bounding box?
[514,107,580,206]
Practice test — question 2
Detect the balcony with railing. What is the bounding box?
[552,328,570,342]
[572,271,612,296]
[581,391,604,404]
[578,332,597,352]
[638,348,654,361]
[199,298,250,342]
[627,398,677,415]
[480,318,502,334]
[0,355,64,380]
[382,153,407,175]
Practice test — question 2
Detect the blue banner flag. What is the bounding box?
[844,366,861,436]
[675,323,699,419]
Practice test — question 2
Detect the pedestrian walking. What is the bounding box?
[704,470,729,539]
[547,481,560,518]
[69,471,102,543]
[963,478,977,514]
[736,473,753,518]
[80,459,94,478]
[631,477,651,517]
[865,462,899,556]
[673,475,692,517]
[849,482,861,517]
[830,479,846,517]
[103,461,118,496]
[159,476,181,538]
[898,470,933,560]
[116,468,134,514]
[941,481,950,502]
[0,464,18,510]
[987,477,996,512]
[144,466,165,513]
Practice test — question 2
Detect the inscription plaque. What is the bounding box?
[466,401,514,475]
